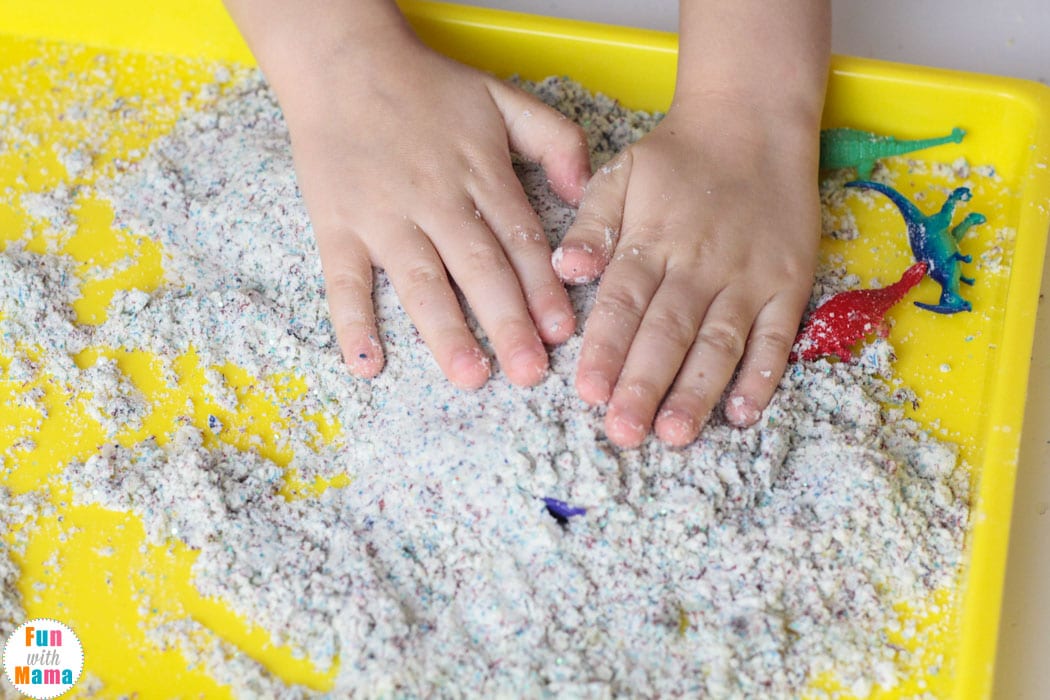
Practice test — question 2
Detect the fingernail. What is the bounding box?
[551,244,599,284]
[509,345,549,384]
[612,410,644,432]
[450,348,491,389]
[545,310,572,338]
[609,408,646,448]
[579,371,611,404]
[345,336,383,377]
[656,408,696,446]
[726,395,761,427]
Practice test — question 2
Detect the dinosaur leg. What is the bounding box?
[951,212,987,241]
[960,275,976,286]
[915,267,972,314]
[915,297,972,314]
[856,161,875,180]
[954,252,973,263]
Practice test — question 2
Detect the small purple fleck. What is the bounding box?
[542,497,586,525]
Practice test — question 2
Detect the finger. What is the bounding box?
[552,151,632,285]
[575,244,663,406]
[468,167,576,345]
[724,291,808,427]
[314,230,384,378]
[653,291,755,447]
[425,202,549,387]
[489,82,592,205]
[378,226,491,390]
[603,275,707,448]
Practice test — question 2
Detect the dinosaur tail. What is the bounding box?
[893,261,929,294]
[844,180,924,224]
[887,127,966,157]
[915,127,964,149]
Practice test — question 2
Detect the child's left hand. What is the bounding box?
[552,101,822,448]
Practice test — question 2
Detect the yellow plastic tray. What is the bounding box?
[1,1,1049,698]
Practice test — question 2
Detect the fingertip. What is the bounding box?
[503,344,550,387]
[654,408,698,447]
[448,347,492,390]
[344,334,385,379]
[604,405,648,449]
[552,242,604,284]
[576,370,612,405]
[724,394,763,428]
[538,308,576,345]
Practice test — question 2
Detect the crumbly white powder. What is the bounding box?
[977,225,1018,274]
[820,170,862,240]
[80,356,149,437]
[1,491,29,643]
[21,184,76,239]
[1,488,54,655]
[2,72,971,697]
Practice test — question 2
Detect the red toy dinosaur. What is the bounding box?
[791,261,928,362]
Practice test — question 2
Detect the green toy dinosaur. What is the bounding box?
[845,180,985,314]
[820,127,965,179]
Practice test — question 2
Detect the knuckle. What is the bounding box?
[326,267,370,296]
[400,262,446,295]
[647,305,698,349]
[777,255,816,283]
[464,240,511,274]
[697,320,746,358]
[626,223,671,245]
[750,326,795,357]
[597,284,647,321]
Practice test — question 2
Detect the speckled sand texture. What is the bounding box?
[1,72,970,698]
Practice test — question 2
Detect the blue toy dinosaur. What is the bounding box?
[821,127,965,179]
[845,180,986,314]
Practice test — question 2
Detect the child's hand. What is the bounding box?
[553,103,821,447]
[286,42,590,388]
[550,0,829,448]
[224,1,592,389]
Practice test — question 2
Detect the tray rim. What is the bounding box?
[2,1,1050,697]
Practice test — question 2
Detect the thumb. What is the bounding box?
[552,149,632,284]
[489,82,592,205]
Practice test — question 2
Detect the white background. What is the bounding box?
[456,1,1050,697]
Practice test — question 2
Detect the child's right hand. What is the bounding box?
[225,1,591,389]
[552,100,822,449]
